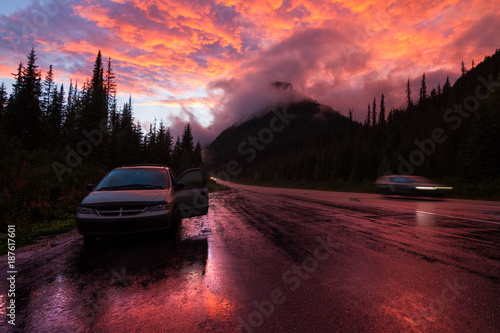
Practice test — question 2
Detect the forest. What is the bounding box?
[206,49,500,198]
[0,49,202,233]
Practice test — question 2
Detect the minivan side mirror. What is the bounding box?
[86,184,95,191]
[174,182,185,191]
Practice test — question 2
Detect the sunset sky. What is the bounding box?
[1,0,499,143]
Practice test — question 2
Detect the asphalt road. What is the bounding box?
[1,182,500,332]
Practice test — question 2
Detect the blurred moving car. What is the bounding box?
[375,175,453,197]
[77,165,208,242]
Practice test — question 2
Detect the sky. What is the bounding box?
[0,0,499,143]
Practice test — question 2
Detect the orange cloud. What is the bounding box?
[0,0,498,141]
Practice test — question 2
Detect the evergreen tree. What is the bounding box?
[156,120,173,165]
[365,103,371,126]
[78,51,108,162]
[80,51,107,132]
[372,97,377,126]
[5,48,44,149]
[62,80,79,145]
[406,78,412,109]
[378,93,386,125]
[461,60,467,77]
[0,83,7,134]
[193,141,203,167]
[419,73,427,104]
[0,82,7,116]
[42,65,54,115]
[105,57,117,113]
[46,84,64,147]
[116,99,134,165]
[443,76,451,94]
[181,123,194,154]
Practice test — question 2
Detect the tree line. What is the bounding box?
[0,48,203,229]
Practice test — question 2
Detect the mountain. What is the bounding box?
[206,84,353,182]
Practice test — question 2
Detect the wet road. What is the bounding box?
[1,183,500,332]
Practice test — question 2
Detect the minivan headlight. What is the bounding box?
[78,206,94,214]
[148,203,170,211]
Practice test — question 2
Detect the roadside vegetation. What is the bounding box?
[0,48,205,251]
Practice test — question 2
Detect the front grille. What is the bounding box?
[95,205,147,217]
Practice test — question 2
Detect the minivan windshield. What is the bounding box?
[96,168,170,191]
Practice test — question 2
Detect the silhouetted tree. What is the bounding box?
[41,64,54,115]
[378,94,386,125]
[461,60,467,77]
[365,103,371,126]
[4,48,44,149]
[372,97,377,126]
[193,141,203,167]
[419,73,427,105]
[443,76,451,94]
[406,78,412,109]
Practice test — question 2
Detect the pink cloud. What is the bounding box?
[0,0,498,143]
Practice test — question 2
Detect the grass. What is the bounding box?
[0,216,76,256]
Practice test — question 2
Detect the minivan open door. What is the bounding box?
[174,168,209,218]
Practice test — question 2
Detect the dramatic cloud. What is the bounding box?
[0,0,498,142]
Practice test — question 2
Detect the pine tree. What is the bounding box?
[365,104,371,126]
[6,48,44,149]
[443,76,451,94]
[105,57,117,113]
[378,93,386,125]
[461,60,467,77]
[0,83,7,115]
[0,83,7,134]
[80,51,107,132]
[419,73,427,104]
[193,141,203,167]
[62,80,79,145]
[372,97,377,126]
[156,120,173,165]
[181,123,194,155]
[42,65,54,115]
[46,84,65,147]
[406,78,412,109]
